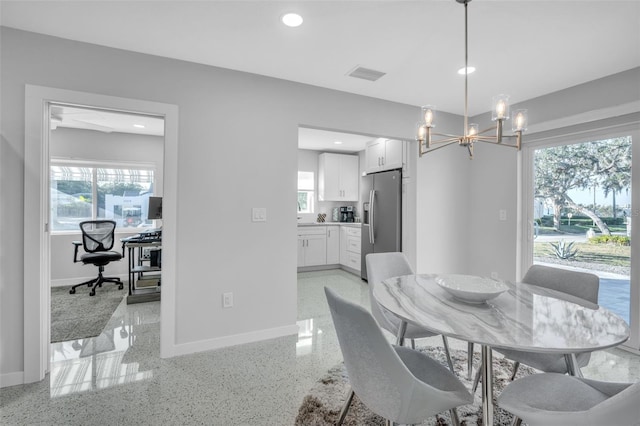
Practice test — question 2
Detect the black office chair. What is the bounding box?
[70,220,124,296]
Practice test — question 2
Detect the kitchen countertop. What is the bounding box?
[297,222,361,228]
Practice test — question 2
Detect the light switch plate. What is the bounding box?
[252,207,267,222]
[223,292,233,308]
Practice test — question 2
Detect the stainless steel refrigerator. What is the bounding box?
[361,169,402,280]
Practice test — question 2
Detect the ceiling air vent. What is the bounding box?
[347,66,386,82]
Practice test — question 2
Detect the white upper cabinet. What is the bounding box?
[318,153,359,201]
[365,138,403,174]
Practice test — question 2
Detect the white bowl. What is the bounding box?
[435,274,508,304]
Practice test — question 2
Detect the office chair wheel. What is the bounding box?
[118,284,124,290]
[89,290,96,296]
[69,288,76,294]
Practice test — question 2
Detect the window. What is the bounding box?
[50,162,155,231]
[297,171,314,214]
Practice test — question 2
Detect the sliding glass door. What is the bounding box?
[521,126,639,353]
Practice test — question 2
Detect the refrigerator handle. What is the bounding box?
[369,189,376,244]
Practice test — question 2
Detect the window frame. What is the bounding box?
[50,158,156,234]
[297,171,315,214]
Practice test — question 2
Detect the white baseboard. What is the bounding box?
[0,371,25,388]
[168,324,299,357]
[51,274,128,288]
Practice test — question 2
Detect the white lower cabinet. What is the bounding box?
[326,225,340,264]
[298,227,327,267]
[298,225,361,273]
[340,226,361,272]
[339,226,349,266]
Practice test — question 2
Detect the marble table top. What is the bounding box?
[374,274,629,353]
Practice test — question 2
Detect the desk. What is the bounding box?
[122,239,161,304]
[373,274,629,425]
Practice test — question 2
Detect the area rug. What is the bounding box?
[295,346,536,425]
[51,284,125,343]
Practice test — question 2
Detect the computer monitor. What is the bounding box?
[147,196,163,220]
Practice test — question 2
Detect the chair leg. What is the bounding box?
[441,336,455,373]
[337,389,355,426]
[472,361,482,393]
[510,361,520,381]
[88,266,124,296]
[410,338,415,349]
[564,353,584,377]
[467,342,474,380]
[449,408,461,426]
[69,276,99,294]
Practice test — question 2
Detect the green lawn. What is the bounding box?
[534,242,631,268]
[537,224,628,235]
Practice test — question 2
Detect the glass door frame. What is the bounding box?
[519,123,639,353]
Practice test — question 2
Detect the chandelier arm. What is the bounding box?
[474,136,499,142]
[430,136,463,145]
[474,139,520,148]
[420,140,460,154]
[477,125,499,135]
[431,131,464,140]
[474,134,518,142]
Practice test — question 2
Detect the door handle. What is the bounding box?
[369,190,376,244]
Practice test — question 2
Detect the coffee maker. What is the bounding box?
[339,206,355,222]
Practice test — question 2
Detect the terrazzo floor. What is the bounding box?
[1,269,639,425]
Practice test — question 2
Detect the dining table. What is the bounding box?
[373,273,630,425]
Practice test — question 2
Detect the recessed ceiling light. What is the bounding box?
[457,66,476,75]
[281,13,303,27]
[133,124,145,129]
[334,141,343,145]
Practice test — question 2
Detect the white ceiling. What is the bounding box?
[3,0,639,148]
[298,127,376,153]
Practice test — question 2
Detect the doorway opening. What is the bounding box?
[48,104,165,396]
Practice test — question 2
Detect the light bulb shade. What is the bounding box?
[492,94,510,121]
[416,122,427,142]
[468,123,479,141]
[421,105,436,128]
[512,109,528,132]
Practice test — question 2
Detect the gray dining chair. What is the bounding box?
[498,373,640,426]
[325,287,473,426]
[472,264,600,392]
[366,252,456,372]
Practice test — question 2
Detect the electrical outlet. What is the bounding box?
[490,272,499,280]
[499,209,507,221]
[223,292,233,308]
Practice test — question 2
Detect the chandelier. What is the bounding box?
[416,0,528,159]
